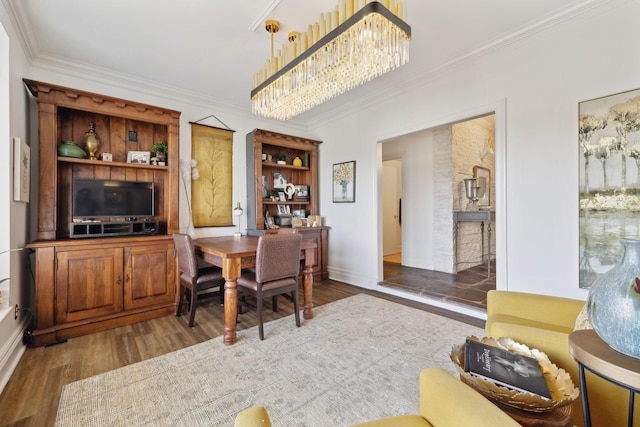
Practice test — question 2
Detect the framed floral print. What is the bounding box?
[333,161,356,203]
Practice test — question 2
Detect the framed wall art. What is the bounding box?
[13,138,30,202]
[333,161,356,203]
[473,165,491,208]
[578,87,640,288]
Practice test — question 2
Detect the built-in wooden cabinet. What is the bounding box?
[246,129,329,280]
[28,237,176,346]
[24,80,180,346]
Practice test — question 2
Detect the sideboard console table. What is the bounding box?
[453,210,494,277]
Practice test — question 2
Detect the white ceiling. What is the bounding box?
[5,0,601,122]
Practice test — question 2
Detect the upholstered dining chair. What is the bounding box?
[237,233,303,340]
[173,233,226,327]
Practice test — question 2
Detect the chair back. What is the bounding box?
[173,233,199,279]
[255,233,303,283]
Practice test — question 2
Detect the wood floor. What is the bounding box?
[0,279,483,427]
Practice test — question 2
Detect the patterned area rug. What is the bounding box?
[55,294,483,426]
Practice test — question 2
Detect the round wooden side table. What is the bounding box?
[568,329,640,427]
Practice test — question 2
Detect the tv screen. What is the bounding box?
[73,178,154,219]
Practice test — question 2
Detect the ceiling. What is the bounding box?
[5,0,601,123]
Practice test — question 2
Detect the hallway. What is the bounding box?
[379,255,495,310]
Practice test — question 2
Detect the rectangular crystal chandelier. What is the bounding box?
[251,1,411,121]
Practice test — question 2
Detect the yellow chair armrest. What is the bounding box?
[419,368,520,427]
[234,406,272,427]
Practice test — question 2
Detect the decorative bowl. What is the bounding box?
[450,336,579,412]
[58,141,87,159]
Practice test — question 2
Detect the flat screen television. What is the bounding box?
[73,178,154,219]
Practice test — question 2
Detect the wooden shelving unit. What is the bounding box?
[24,80,181,346]
[245,129,329,280]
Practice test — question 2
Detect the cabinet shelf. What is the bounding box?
[58,156,169,170]
[262,200,310,205]
[261,162,310,171]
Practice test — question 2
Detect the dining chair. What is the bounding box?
[173,233,226,327]
[237,233,303,340]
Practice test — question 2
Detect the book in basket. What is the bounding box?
[464,339,551,399]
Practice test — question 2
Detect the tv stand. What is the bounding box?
[70,220,159,238]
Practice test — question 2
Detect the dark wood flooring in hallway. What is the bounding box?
[379,255,496,310]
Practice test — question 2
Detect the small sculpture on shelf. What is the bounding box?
[83,122,100,160]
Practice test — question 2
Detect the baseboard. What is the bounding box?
[0,323,26,395]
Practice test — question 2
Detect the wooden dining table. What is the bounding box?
[193,235,316,345]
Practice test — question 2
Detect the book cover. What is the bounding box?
[464,339,551,399]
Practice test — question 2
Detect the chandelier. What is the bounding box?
[251,1,411,121]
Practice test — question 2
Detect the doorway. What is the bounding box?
[382,159,402,263]
[379,113,497,309]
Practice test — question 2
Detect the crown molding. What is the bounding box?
[8,0,614,132]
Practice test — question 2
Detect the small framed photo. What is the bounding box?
[127,150,151,164]
[273,172,287,189]
[295,185,309,197]
[277,205,288,215]
[292,209,306,218]
[265,215,275,229]
[278,192,286,202]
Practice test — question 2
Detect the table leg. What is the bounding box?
[628,390,635,427]
[222,257,241,345]
[487,221,492,278]
[302,246,315,319]
[578,363,592,427]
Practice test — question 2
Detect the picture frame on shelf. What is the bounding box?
[127,150,151,164]
[265,215,275,229]
[292,209,306,218]
[295,185,309,197]
[273,172,287,189]
[277,205,288,215]
[278,192,287,202]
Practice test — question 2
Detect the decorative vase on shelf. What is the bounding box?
[57,141,87,158]
[83,121,100,160]
[587,237,640,359]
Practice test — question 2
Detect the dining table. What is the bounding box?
[193,235,316,345]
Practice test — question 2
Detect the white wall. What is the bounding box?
[315,0,640,302]
[0,3,32,393]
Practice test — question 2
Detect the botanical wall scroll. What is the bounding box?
[333,161,356,203]
[578,87,640,288]
[190,123,234,227]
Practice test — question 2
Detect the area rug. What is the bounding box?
[55,294,483,426]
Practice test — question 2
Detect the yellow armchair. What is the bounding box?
[486,290,640,427]
[235,367,520,427]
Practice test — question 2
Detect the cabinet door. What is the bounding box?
[124,243,176,310]
[56,248,124,324]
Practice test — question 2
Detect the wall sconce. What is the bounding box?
[233,202,244,237]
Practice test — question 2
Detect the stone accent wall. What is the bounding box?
[452,116,495,272]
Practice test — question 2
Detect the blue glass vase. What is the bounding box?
[587,237,640,359]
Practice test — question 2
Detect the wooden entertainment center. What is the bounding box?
[24,80,180,347]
